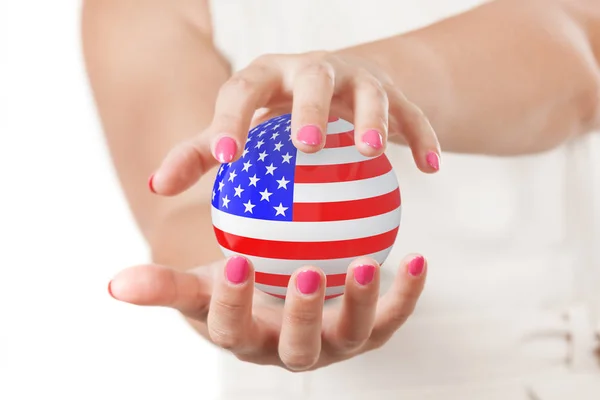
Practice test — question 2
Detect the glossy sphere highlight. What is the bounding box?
[211,114,401,299]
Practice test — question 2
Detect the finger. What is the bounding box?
[210,63,282,162]
[352,73,389,157]
[207,256,258,353]
[368,254,427,347]
[108,263,213,321]
[323,258,380,354]
[388,87,441,173]
[290,61,335,153]
[278,267,326,371]
[149,64,281,196]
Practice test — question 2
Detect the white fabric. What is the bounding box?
[208,0,600,398]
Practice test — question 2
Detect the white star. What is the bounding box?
[258,129,267,137]
[274,142,283,151]
[265,122,272,127]
[242,148,249,158]
[228,169,237,182]
[259,188,273,202]
[285,125,291,132]
[248,174,260,187]
[255,139,265,149]
[218,166,225,175]
[271,132,280,140]
[212,190,216,200]
[281,152,293,164]
[233,184,244,198]
[274,203,288,217]
[242,160,252,172]
[222,195,230,208]
[273,123,281,130]
[277,176,290,189]
[243,200,256,214]
[265,163,277,175]
[257,151,268,162]
[218,181,225,191]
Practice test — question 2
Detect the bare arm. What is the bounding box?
[82,0,228,268]
[341,0,600,155]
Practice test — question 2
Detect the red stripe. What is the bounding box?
[255,272,346,287]
[293,187,400,222]
[295,154,392,184]
[214,226,399,260]
[323,131,354,148]
[269,293,343,300]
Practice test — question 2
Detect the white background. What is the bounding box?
[0,2,220,399]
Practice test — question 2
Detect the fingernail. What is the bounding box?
[426,151,440,171]
[225,256,249,284]
[297,125,322,146]
[408,256,425,277]
[353,265,375,286]
[361,129,383,149]
[108,280,115,298]
[296,270,321,295]
[215,136,237,163]
[148,174,156,193]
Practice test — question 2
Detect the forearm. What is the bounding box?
[82,0,229,264]
[342,0,600,155]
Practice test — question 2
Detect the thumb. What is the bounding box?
[108,263,215,321]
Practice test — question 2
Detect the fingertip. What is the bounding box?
[404,254,427,279]
[223,255,254,286]
[293,124,326,154]
[356,129,386,157]
[152,141,211,196]
[213,135,242,164]
[425,151,440,172]
[291,266,325,297]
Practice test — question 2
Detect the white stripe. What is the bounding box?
[295,145,371,166]
[255,284,346,297]
[212,207,401,241]
[293,170,399,203]
[326,118,354,134]
[219,246,395,275]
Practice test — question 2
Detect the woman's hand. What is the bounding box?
[108,253,427,371]
[149,51,441,196]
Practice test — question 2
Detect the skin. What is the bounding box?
[82,0,600,372]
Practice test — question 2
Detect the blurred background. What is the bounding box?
[1,1,599,399]
[0,2,220,399]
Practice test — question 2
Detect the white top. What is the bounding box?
[208,1,600,398]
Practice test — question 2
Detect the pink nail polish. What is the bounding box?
[296,270,321,294]
[408,256,425,277]
[426,151,440,171]
[108,280,115,298]
[225,256,249,284]
[361,130,383,149]
[297,125,322,146]
[215,137,237,163]
[353,265,375,286]
[148,174,156,193]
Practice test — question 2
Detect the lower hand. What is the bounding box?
[108,253,427,371]
[148,51,441,196]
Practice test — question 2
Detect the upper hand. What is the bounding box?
[148,51,442,196]
[108,253,427,371]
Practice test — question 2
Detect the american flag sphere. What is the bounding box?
[211,114,401,299]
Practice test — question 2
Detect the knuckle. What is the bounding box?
[336,335,368,352]
[388,303,416,326]
[223,74,256,95]
[208,325,244,350]
[298,102,325,116]
[212,296,246,314]
[284,310,321,327]
[299,61,334,84]
[279,349,318,371]
[358,75,386,97]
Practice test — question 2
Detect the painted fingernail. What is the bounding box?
[426,151,440,171]
[225,256,249,284]
[148,174,156,193]
[215,136,237,163]
[353,265,375,286]
[108,280,115,298]
[361,130,383,149]
[296,270,321,295]
[408,256,425,277]
[297,125,322,146]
